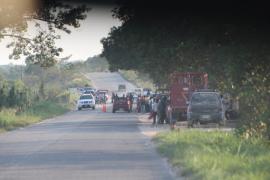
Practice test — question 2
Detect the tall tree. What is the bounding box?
[101,0,270,138]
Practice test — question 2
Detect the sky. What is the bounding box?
[0,4,121,65]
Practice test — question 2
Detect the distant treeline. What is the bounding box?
[69,56,109,73]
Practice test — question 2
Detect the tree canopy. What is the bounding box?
[0,0,89,66]
[101,0,270,138]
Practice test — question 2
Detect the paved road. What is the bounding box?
[87,72,137,92]
[0,72,174,180]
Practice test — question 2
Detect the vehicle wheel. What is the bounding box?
[78,107,82,111]
[92,106,95,110]
[218,119,226,127]
[187,121,193,128]
[195,121,201,128]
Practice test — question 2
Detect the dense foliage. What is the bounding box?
[0,78,32,110]
[69,56,109,73]
[101,1,270,139]
[0,60,91,111]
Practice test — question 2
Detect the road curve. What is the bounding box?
[0,72,174,180]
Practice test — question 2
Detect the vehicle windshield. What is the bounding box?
[119,85,126,89]
[191,93,220,105]
[80,95,93,100]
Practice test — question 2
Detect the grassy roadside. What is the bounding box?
[154,130,270,180]
[0,101,69,132]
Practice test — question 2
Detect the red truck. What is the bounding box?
[112,97,131,113]
[169,72,208,121]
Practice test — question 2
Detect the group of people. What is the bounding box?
[137,94,176,129]
[111,92,134,111]
[136,95,151,113]
[112,91,176,129]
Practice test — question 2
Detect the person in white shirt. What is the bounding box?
[152,98,158,125]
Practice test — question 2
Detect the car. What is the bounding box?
[77,94,96,110]
[118,84,126,92]
[134,88,143,95]
[112,97,131,113]
[95,89,109,104]
[187,89,225,127]
[143,88,152,96]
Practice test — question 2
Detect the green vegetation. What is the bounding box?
[25,101,69,120]
[118,70,155,90]
[0,62,85,132]
[70,56,109,73]
[154,130,270,180]
[0,101,69,131]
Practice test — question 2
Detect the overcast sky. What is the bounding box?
[0,5,121,65]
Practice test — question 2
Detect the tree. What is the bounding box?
[0,77,9,109]
[101,1,270,139]
[0,0,89,67]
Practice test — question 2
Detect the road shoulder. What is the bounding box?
[137,113,185,180]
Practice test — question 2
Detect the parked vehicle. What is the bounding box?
[95,89,109,104]
[187,89,225,127]
[169,72,208,121]
[112,97,131,113]
[77,94,95,110]
[118,84,126,92]
[143,88,152,96]
[134,88,143,95]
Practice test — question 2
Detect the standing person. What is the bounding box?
[129,93,134,112]
[167,103,175,129]
[152,98,159,126]
[145,96,150,113]
[141,96,146,113]
[165,98,170,124]
[137,95,141,113]
[147,89,151,96]
[157,96,167,124]
[111,92,115,103]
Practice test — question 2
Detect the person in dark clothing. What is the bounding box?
[127,93,134,112]
[111,92,115,103]
[137,95,141,113]
[157,96,167,124]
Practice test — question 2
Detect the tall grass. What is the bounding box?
[154,130,270,180]
[25,101,69,119]
[0,101,69,132]
[0,109,40,131]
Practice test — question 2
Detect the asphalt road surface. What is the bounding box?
[0,72,175,180]
[87,72,137,92]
